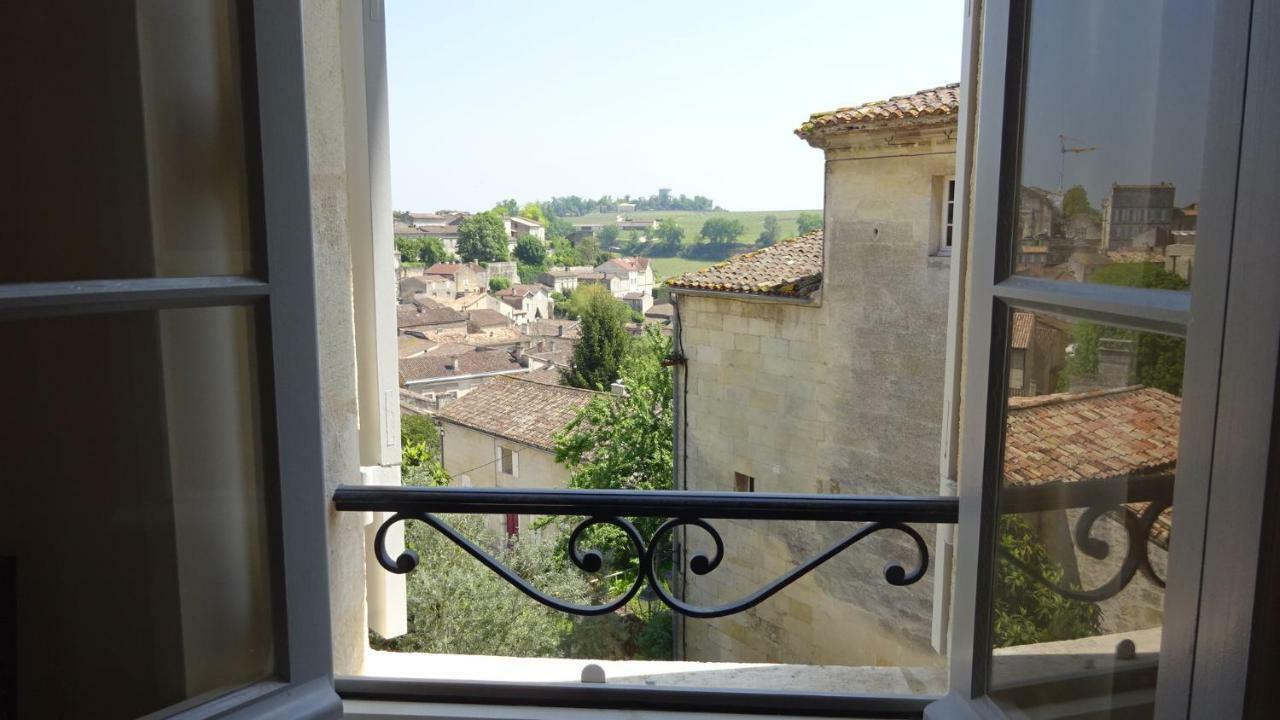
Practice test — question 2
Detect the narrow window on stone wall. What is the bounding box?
[499,447,514,476]
[941,177,956,254]
[734,472,755,492]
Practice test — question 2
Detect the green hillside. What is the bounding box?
[570,209,820,250]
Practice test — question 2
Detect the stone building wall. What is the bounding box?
[676,125,954,668]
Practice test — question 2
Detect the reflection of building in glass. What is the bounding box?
[1007,312,1069,397]
[1100,183,1176,249]
[1018,186,1060,241]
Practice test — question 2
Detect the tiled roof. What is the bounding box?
[599,257,651,273]
[425,262,482,276]
[524,367,566,385]
[397,335,433,358]
[1004,386,1180,487]
[467,308,510,328]
[796,83,960,140]
[524,320,581,339]
[645,303,674,319]
[396,301,467,329]
[666,231,823,299]
[394,221,425,235]
[1010,312,1035,350]
[399,349,524,383]
[436,375,603,450]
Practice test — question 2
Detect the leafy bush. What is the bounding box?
[993,515,1103,647]
[489,277,511,292]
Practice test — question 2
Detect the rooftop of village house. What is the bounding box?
[398,349,524,383]
[435,375,606,451]
[795,83,960,141]
[665,230,823,299]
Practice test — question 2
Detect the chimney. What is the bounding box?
[446,357,459,372]
[1096,337,1136,387]
[558,324,565,337]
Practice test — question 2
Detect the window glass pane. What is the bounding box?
[988,308,1182,713]
[0,305,274,718]
[7,0,253,283]
[1011,0,1214,290]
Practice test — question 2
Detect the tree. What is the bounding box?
[514,236,548,266]
[457,211,510,263]
[698,217,745,244]
[517,202,547,224]
[575,234,602,266]
[1059,263,1188,395]
[492,198,518,216]
[797,212,822,235]
[650,218,685,255]
[400,415,450,486]
[758,214,780,246]
[554,326,676,599]
[488,276,511,292]
[599,224,620,246]
[1062,185,1097,219]
[547,216,575,242]
[562,285,630,390]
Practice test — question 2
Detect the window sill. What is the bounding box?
[927,252,952,269]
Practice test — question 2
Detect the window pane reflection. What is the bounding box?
[1011,0,1215,290]
[989,308,1182,714]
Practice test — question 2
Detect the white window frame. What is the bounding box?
[939,175,957,257]
[1,2,340,717]
[930,0,1278,717]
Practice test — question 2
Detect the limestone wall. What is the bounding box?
[677,127,955,668]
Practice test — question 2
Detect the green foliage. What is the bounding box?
[561,285,631,390]
[492,198,519,216]
[797,212,822,235]
[698,216,745,244]
[1059,263,1188,395]
[555,326,675,587]
[514,236,548,266]
[635,608,673,660]
[599,224,620,246]
[1062,185,1098,219]
[546,216,575,242]
[489,276,511,292]
[575,235,602,267]
[650,218,686,255]
[993,515,1102,647]
[395,235,450,265]
[517,202,547,224]
[372,514,615,657]
[457,211,510,263]
[518,263,547,285]
[400,414,450,486]
[757,214,781,246]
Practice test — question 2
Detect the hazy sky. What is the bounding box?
[1019,0,1214,207]
[385,1,963,213]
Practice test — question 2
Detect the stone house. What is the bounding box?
[596,256,655,298]
[1007,311,1069,397]
[494,284,555,325]
[425,261,487,294]
[435,376,601,538]
[467,308,513,334]
[417,224,462,258]
[398,348,528,402]
[504,216,545,254]
[395,299,468,337]
[538,266,599,295]
[398,272,454,302]
[407,211,467,227]
[667,84,959,668]
[1100,183,1176,250]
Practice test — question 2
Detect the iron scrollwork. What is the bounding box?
[371,510,931,619]
[998,498,1172,603]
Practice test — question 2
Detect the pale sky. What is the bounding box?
[386,1,963,213]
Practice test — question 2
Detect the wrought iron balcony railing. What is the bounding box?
[333,487,957,618]
[335,475,1175,615]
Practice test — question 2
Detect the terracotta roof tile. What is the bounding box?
[796,83,959,140]
[436,375,604,450]
[1010,312,1035,350]
[399,349,524,383]
[666,231,823,299]
[1004,385,1180,486]
[467,309,510,328]
[397,300,467,329]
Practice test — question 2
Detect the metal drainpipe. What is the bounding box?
[670,291,687,661]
